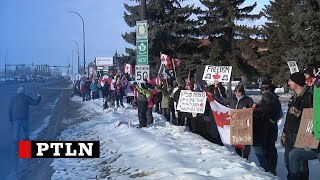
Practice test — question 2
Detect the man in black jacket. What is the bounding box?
[254,80,283,175]
[281,72,312,180]
[8,87,41,153]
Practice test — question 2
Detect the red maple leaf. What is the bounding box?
[213,73,221,80]
[212,111,230,128]
[200,103,204,107]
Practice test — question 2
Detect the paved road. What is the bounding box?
[0,79,71,179]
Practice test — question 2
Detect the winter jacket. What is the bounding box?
[173,86,184,103]
[161,85,173,109]
[8,94,41,121]
[283,86,313,135]
[253,91,282,145]
[224,95,254,109]
[135,84,151,102]
[90,83,98,92]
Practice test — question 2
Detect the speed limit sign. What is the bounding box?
[135,65,149,83]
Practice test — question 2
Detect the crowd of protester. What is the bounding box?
[70,64,320,179]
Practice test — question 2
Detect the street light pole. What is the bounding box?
[69,11,86,73]
[72,40,80,73]
[141,0,146,20]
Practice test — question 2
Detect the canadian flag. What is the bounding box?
[160,53,172,65]
[206,93,244,150]
[173,59,182,68]
[124,63,133,75]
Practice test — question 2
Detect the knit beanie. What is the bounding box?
[290,72,306,86]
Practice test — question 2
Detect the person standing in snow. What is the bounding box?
[252,80,282,175]
[90,78,99,100]
[134,80,151,128]
[223,85,253,160]
[8,87,41,154]
[281,72,311,180]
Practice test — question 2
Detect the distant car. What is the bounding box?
[245,81,260,89]
[17,74,27,82]
[35,77,45,82]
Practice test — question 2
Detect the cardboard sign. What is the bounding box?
[294,108,320,149]
[314,87,320,139]
[195,65,207,86]
[230,108,253,145]
[177,90,206,114]
[287,61,299,74]
[202,66,232,83]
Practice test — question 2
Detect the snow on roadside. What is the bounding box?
[51,97,276,180]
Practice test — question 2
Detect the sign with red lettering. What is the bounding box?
[294,108,320,149]
[176,90,206,113]
[230,108,253,145]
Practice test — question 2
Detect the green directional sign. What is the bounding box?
[136,39,148,56]
[136,39,148,65]
[314,86,320,139]
[136,20,148,65]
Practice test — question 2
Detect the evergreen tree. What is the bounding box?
[284,0,320,69]
[198,0,261,78]
[123,0,201,78]
[260,0,299,87]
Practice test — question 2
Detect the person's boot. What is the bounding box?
[268,155,278,176]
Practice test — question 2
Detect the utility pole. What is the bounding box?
[69,11,86,72]
[71,50,74,76]
[4,50,7,81]
[72,40,80,74]
[141,0,146,20]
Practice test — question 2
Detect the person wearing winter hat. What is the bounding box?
[281,72,312,180]
[252,79,282,175]
[8,87,41,154]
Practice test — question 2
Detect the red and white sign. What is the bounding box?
[177,90,206,114]
[124,63,133,75]
[202,65,232,83]
[95,57,113,67]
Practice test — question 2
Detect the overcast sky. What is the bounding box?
[0,0,270,72]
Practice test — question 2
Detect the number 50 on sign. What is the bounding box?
[135,65,149,83]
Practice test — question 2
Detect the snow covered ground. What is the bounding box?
[51,96,319,180]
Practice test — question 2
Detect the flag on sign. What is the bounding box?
[206,93,245,150]
[173,59,182,69]
[160,53,171,65]
[124,63,133,75]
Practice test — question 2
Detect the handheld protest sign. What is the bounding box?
[313,88,320,140]
[294,108,320,149]
[202,66,232,83]
[177,90,206,114]
[287,61,299,74]
[230,108,253,145]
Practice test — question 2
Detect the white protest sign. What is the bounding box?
[135,65,149,83]
[177,90,206,114]
[110,79,116,90]
[287,61,299,74]
[202,66,232,82]
[126,81,135,97]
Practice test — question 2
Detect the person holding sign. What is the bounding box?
[281,72,312,180]
[220,85,253,160]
